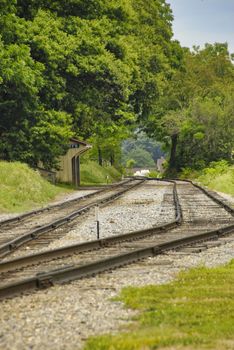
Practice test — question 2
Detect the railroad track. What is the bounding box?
[0,178,144,258]
[0,179,234,301]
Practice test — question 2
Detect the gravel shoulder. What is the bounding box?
[1,240,233,350]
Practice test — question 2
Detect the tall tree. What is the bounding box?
[144,43,234,171]
[0,0,182,168]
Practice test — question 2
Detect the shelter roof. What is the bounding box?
[70,138,92,148]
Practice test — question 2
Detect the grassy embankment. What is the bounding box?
[0,161,68,213]
[0,160,122,213]
[84,260,234,350]
[181,161,234,196]
[80,161,122,186]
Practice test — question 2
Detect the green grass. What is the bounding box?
[0,160,122,213]
[0,161,70,213]
[80,161,122,185]
[181,161,234,196]
[84,260,234,350]
[197,167,234,196]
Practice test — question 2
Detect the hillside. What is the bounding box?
[0,161,122,213]
[0,161,67,213]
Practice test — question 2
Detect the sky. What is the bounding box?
[166,0,234,53]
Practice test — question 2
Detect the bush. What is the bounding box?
[148,170,162,178]
[126,159,136,169]
[180,167,199,179]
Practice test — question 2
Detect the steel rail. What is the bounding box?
[0,179,144,258]
[0,221,233,301]
[0,180,181,273]
[1,179,233,301]
[0,219,178,274]
[0,179,132,228]
[182,179,234,216]
[146,177,234,216]
[0,181,234,299]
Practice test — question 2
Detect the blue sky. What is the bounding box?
[166,0,234,53]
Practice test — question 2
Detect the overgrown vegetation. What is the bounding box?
[181,160,234,196]
[80,161,122,185]
[84,260,234,350]
[0,1,233,176]
[0,161,68,213]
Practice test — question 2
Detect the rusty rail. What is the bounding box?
[0,179,144,258]
[0,221,233,301]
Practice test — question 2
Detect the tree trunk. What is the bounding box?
[169,134,178,170]
[98,147,103,166]
[110,152,114,166]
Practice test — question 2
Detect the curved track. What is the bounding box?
[0,179,234,300]
[0,179,143,258]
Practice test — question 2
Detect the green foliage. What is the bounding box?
[197,161,234,196]
[31,110,72,168]
[148,170,161,178]
[180,161,234,196]
[0,161,68,213]
[122,132,164,161]
[80,161,121,185]
[124,147,155,168]
[84,260,234,349]
[200,160,230,177]
[144,42,234,171]
[2,1,232,175]
[122,132,164,169]
[179,167,199,180]
[0,9,72,167]
[126,159,136,169]
[176,96,234,169]
[0,0,177,169]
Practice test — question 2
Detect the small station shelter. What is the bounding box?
[56,138,91,186]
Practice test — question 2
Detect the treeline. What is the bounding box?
[0,0,181,168]
[145,43,234,172]
[0,0,233,172]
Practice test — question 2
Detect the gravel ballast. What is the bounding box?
[45,181,174,249]
[0,181,234,350]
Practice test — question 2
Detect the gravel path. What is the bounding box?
[0,181,234,350]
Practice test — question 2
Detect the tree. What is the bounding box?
[124,147,155,168]
[144,43,234,171]
[0,0,183,169]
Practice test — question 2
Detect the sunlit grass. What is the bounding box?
[180,161,234,197]
[198,167,234,196]
[0,160,122,213]
[80,161,122,185]
[84,260,234,350]
[0,161,69,213]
